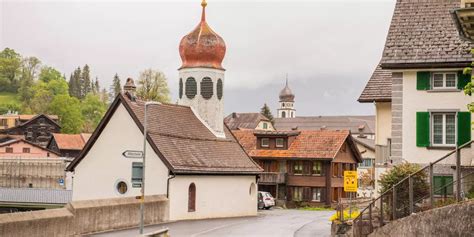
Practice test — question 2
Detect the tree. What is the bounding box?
[81,93,107,132]
[69,67,81,99]
[18,57,41,103]
[260,103,274,124]
[110,73,122,99]
[0,48,22,92]
[49,94,84,134]
[81,64,91,98]
[136,69,170,102]
[463,49,474,112]
[39,66,63,83]
[29,75,69,113]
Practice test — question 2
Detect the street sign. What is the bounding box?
[344,171,358,192]
[122,150,144,159]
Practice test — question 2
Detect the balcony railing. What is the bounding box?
[259,172,287,184]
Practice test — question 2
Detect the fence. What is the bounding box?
[0,157,72,189]
[352,141,474,237]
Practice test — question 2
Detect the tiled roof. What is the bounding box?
[353,136,375,151]
[224,113,270,130]
[51,133,91,150]
[67,93,262,174]
[0,187,72,204]
[19,114,58,121]
[0,137,60,155]
[358,65,392,102]
[381,0,473,68]
[274,116,375,135]
[233,129,357,160]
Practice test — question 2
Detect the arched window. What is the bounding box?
[217,79,223,100]
[188,183,196,212]
[291,112,294,118]
[185,77,197,99]
[249,182,256,196]
[282,103,285,107]
[179,78,183,99]
[200,77,213,99]
[282,111,286,118]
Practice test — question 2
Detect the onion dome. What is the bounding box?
[279,79,295,102]
[179,0,226,70]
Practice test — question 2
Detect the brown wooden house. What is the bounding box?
[233,129,362,207]
[0,114,60,147]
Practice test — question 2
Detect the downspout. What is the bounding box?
[167,172,176,198]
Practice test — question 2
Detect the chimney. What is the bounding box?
[232,112,237,118]
[123,78,137,101]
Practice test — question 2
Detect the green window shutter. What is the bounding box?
[457,112,471,146]
[433,176,443,195]
[416,112,430,147]
[457,71,471,90]
[417,72,431,90]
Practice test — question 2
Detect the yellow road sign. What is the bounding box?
[344,171,358,192]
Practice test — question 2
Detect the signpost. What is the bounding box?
[344,171,358,220]
[122,150,144,159]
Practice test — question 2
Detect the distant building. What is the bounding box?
[277,79,296,118]
[224,113,274,131]
[47,133,91,158]
[0,113,59,130]
[233,129,361,207]
[0,114,61,147]
[0,135,59,158]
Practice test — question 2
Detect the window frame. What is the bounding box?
[431,72,457,90]
[5,147,13,153]
[312,161,322,176]
[293,161,303,175]
[131,162,143,188]
[431,112,457,147]
[311,188,322,202]
[292,187,303,201]
[263,123,268,129]
[275,138,284,148]
[23,147,30,153]
[261,138,270,148]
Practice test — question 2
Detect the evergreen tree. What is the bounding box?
[260,103,274,124]
[81,64,91,98]
[69,67,82,99]
[110,73,121,98]
[93,77,100,95]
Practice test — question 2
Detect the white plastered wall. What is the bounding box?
[168,175,258,221]
[401,70,472,166]
[72,103,169,201]
[256,121,275,131]
[375,102,392,146]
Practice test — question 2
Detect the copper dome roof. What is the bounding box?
[279,79,295,102]
[179,1,226,70]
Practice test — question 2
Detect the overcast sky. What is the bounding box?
[0,0,395,116]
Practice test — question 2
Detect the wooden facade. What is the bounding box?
[0,115,60,147]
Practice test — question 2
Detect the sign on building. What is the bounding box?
[344,171,358,192]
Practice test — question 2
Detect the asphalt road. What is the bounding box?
[93,209,335,237]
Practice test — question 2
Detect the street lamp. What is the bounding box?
[140,101,161,235]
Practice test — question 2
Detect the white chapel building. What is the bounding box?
[66,1,262,221]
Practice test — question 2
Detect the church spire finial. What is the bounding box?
[201,0,207,22]
[285,73,288,86]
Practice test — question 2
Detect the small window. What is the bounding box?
[200,77,213,99]
[332,163,339,177]
[188,183,196,212]
[312,188,321,201]
[276,138,284,148]
[261,138,269,147]
[116,181,128,194]
[432,72,457,89]
[292,187,303,201]
[185,77,197,99]
[23,148,30,153]
[0,119,7,126]
[131,162,143,187]
[263,123,268,129]
[433,175,454,196]
[179,78,183,99]
[282,111,286,118]
[432,113,456,146]
[312,161,322,175]
[293,161,303,175]
[217,79,223,100]
[249,183,256,196]
[6,147,13,153]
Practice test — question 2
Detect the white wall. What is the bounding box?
[375,102,392,146]
[72,104,169,201]
[256,121,275,131]
[401,70,472,166]
[169,175,258,221]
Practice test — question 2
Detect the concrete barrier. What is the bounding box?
[0,195,169,236]
[369,200,474,237]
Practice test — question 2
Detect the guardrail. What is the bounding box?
[353,140,474,236]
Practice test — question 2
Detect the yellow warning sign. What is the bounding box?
[344,171,358,192]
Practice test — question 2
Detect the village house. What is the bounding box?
[47,133,91,158]
[0,114,60,147]
[359,0,474,194]
[0,135,59,158]
[224,113,274,131]
[66,1,262,221]
[232,129,361,207]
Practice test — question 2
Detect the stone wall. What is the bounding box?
[369,200,474,237]
[0,195,169,237]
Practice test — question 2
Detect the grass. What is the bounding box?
[0,92,20,105]
[299,206,334,211]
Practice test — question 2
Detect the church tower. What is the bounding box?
[277,78,296,118]
[178,0,226,137]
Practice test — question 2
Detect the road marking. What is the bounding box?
[191,219,250,237]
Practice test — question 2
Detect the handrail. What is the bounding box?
[353,140,473,222]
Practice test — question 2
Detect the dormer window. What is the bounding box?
[261,138,269,147]
[276,138,284,148]
[263,123,268,129]
[432,72,457,89]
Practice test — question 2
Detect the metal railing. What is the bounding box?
[353,141,474,237]
[259,172,287,184]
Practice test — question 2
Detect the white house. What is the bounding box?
[66,1,262,221]
[359,0,474,195]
